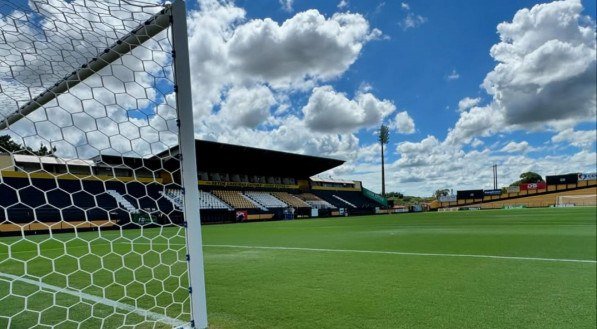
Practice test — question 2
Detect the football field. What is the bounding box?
[1,207,595,328]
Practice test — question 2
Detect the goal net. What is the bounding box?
[556,195,597,207]
[0,0,207,328]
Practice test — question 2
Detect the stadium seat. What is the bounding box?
[212,190,261,209]
[244,191,288,208]
[270,192,310,208]
[296,193,336,209]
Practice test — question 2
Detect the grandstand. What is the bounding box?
[0,139,388,231]
[435,173,597,210]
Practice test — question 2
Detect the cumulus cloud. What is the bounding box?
[390,111,415,134]
[470,138,484,148]
[302,86,395,133]
[219,85,276,128]
[396,135,464,168]
[2,0,388,165]
[225,9,381,88]
[458,97,481,112]
[338,0,349,9]
[551,128,597,149]
[448,0,596,145]
[484,0,596,128]
[377,132,596,195]
[446,103,505,144]
[500,141,533,153]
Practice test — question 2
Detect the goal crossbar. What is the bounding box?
[0,5,172,130]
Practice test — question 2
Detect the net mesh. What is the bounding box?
[0,1,194,327]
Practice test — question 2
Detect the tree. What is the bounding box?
[386,191,404,198]
[378,124,389,197]
[0,135,24,153]
[0,135,56,156]
[510,171,544,186]
[36,143,56,156]
[434,189,450,198]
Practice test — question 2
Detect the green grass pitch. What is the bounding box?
[0,207,595,328]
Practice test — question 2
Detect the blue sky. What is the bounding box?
[1,0,595,196]
[180,0,596,195]
[231,0,596,146]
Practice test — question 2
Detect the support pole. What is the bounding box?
[171,1,208,328]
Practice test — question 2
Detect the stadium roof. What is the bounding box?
[156,140,345,178]
[12,154,95,167]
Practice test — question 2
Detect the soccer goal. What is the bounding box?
[0,0,207,328]
[556,195,597,207]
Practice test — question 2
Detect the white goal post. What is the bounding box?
[556,195,597,207]
[0,0,207,328]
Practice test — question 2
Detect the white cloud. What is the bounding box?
[551,128,597,149]
[219,85,276,128]
[176,0,389,164]
[2,0,388,164]
[279,0,293,12]
[371,132,597,195]
[447,69,460,81]
[396,135,463,169]
[338,0,349,9]
[458,97,481,112]
[446,103,505,145]
[224,9,382,89]
[302,86,395,133]
[390,111,415,134]
[483,0,596,128]
[500,141,532,153]
[447,0,596,147]
[399,3,427,30]
[470,138,484,148]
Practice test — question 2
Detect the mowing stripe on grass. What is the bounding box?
[0,272,188,328]
[203,244,597,264]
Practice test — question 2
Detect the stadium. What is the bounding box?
[0,139,388,234]
[0,0,595,329]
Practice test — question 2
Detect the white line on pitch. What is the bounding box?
[0,272,188,328]
[203,244,597,264]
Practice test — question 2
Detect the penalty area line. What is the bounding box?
[203,244,597,264]
[0,272,188,328]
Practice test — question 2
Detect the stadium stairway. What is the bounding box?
[296,193,336,209]
[243,191,288,209]
[270,192,310,208]
[332,195,356,208]
[106,190,138,213]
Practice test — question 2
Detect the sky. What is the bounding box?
[0,0,596,196]
[185,0,597,195]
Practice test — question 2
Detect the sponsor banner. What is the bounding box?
[519,182,546,190]
[199,180,298,189]
[578,172,597,181]
[456,189,484,200]
[546,174,578,185]
[439,195,457,202]
[484,189,502,196]
[507,186,520,193]
[235,211,248,222]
